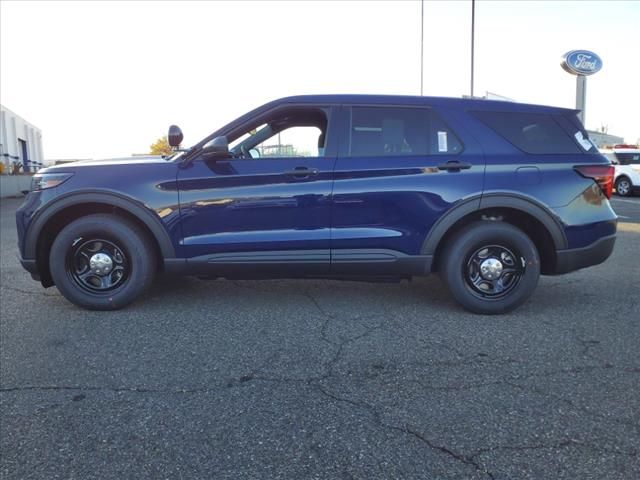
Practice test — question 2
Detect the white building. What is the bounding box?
[586,130,625,149]
[0,104,44,173]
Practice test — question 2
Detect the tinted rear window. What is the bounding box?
[616,152,640,164]
[473,111,582,154]
[349,107,463,157]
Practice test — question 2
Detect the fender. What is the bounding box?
[24,190,176,259]
[421,193,568,256]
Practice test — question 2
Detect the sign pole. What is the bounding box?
[470,0,475,97]
[561,50,601,127]
[420,0,424,96]
[576,75,587,125]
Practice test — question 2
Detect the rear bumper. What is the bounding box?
[554,234,616,274]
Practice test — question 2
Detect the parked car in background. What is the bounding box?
[600,146,640,197]
[16,95,617,314]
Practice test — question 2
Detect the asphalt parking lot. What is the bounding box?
[1,196,639,479]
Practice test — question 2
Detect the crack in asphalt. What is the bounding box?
[0,385,222,394]
[468,438,638,460]
[0,285,59,298]
[295,291,499,477]
[575,335,604,362]
[301,289,388,380]
[503,380,640,431]
[298,290,639,474]
[315,383,495,479]
[400,426,496,480]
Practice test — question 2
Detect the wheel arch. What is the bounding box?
[615,174,632,182]
[423,194,567,275]
[26,191,175,286]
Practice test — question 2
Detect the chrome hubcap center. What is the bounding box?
[89,253,113,275]
[480,258,503,280]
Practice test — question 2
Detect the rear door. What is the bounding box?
[331,104,485,273]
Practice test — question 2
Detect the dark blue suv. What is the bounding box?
[16,95,617,313]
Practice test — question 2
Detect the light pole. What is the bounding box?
[470,0,475,97]
[420,0,424,96]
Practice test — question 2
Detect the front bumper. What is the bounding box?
[19,256,41,281]
[554,234,616,274]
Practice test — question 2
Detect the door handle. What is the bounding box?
[284,167,319,178]
[437,161,472,171]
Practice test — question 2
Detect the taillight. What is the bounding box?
[574,165,614,199]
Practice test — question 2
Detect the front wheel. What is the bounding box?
[615,177,632,197]
[440,221,540,314]
[49,214,156,310]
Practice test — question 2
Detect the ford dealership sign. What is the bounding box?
[561,50,602,76]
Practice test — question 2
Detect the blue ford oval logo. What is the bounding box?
[561,50,603,76]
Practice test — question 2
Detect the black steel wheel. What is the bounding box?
[464,244,524,300]
[440,221,540,314]
[68,238,129,292]
[49,214,156,310]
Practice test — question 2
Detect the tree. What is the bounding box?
[149,136,172,156]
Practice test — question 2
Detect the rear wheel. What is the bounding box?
[440,221,540,314]
[615,177,632,197]
[49,214,156,310]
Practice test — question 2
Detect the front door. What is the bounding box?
[177,105,336,276]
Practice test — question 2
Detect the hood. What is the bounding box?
[45,155,167,170]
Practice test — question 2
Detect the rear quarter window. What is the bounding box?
[472,111,583,154]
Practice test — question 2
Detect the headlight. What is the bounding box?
[31,173,74,191]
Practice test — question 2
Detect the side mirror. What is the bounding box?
[202,136,230,159]
[168,125,184,148]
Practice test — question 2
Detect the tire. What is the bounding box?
[615,177,632,197]
[49,214,156,310]
[439,221,540,315]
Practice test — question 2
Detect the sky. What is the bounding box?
[1,0,639,160]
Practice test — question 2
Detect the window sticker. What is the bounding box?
[438,131,448,152]
[574,131,594,151]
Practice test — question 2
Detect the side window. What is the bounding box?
[228,108,328,159]
[349,107,463,157]
[229,124,267,151]
[256,126,322,158]
[429,111,464,155]
[473,111,582,154]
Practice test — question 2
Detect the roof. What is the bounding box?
[271,94,576,114]
[193,94,577,151]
